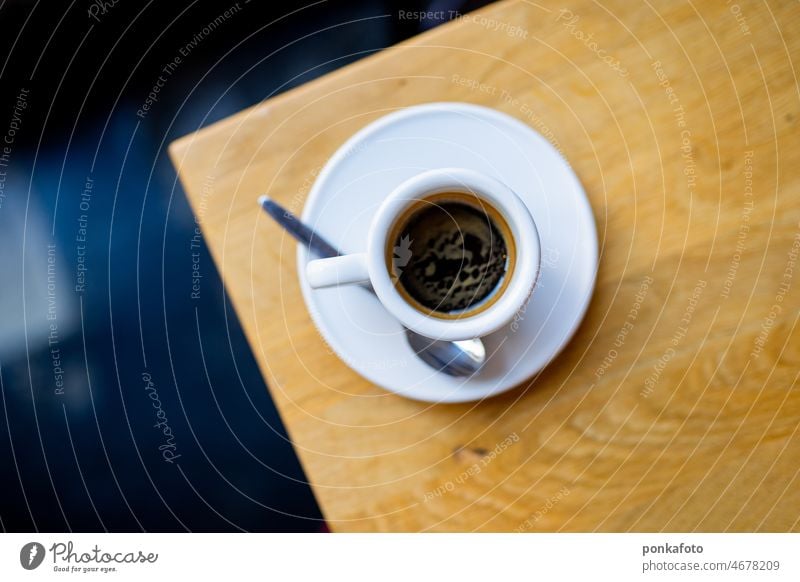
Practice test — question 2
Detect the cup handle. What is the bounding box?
[306,253,370,289]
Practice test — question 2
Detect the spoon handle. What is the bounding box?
[258,195,341,259]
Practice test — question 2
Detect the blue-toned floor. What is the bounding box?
[0,0,488,532]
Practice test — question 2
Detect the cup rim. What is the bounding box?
[366,167,541,341]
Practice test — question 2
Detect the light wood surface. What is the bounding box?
[170,0,800,531]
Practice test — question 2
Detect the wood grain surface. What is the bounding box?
[169,0,800,531]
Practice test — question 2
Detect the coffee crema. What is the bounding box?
[387,192,515,319]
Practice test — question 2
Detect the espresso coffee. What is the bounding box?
[389,194,513,316]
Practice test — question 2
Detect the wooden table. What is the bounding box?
[170,0,800,531]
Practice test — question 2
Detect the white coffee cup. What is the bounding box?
[306,168,541,341]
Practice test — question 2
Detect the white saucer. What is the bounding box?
[298,102,597,403]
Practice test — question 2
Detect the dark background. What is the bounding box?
[0,0,490,532]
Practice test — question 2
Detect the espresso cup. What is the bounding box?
[306,168,541,341]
